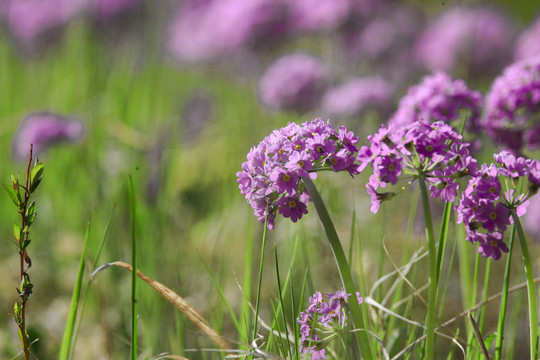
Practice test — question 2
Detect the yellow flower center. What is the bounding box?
[388,164,395,171]
[289,200,297,208]
[298,160,305,168]
[283,174,290,181]
[490,212,497,220]
[491,240,498,246]
[295,144,302,150]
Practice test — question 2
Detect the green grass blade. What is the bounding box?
[58,223,91,360]
[273,244,292,359]
[418,177,438,360]
[512,210,538,360]
[436,201,452,286]
[69,207,115,359]
[252,207,269,352]
[128,175,138,360]
[495,225,516,359]
[302,177,373,359]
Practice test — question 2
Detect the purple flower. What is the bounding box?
[276,195,308,222]
[476,201,510,232]
[481,55,540,152]
[388,72,483,133]
[297,288,364,359]
[237,119,361,228]
[359,120,474,212]
[167,0,288,63]
[477,231,508,260]
[12,112,85,161]
[321,76,392,118]
[514,16,540,61]
[412,6,516,76]
[2,0,87,42]
[258,53,329,111]
[92,0,138,20]
[288,0,351,33]
[456,151,540,259]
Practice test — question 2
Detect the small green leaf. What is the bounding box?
[13,223,21,242]
[29,163,44,193]
[3,184,21,207]
[25,201,36,219]
[11,174,19,190]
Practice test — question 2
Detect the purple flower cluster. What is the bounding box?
[481,55,540,152]
[258,53,329,112]
[12,112,86,161]
[321,76,392,118]
[297,289,363,359]
[237,119,360,229]
[456,151,540,260]
[388,72,483,133]
[514,16,540,61]
[413,6,515,76]
[358,120,477,213]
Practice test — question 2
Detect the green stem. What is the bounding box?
[303,177,374,359]
[511,210,538,360]
[494,225,516,360]
[418,177,437,360]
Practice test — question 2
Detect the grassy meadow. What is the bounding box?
[1,1,540,359]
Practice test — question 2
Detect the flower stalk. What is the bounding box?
[511,210,538,360]
[303,177,374,359]
[418,177,438,360]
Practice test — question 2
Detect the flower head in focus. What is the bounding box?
[455,151,540,260]
[237,118,360,229]
[297,289,363,359]
[358,120,477,213]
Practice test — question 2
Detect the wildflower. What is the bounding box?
[514,16,540,61]
[237,119,359,228]
[359,120,476,213]
[321,76,392,118]
[12,112,85,161]
[481,55,540,152]
[167,0,288,63]
[297,289,363,359]
[388,72,483,133]
[258,53,329,112]
[456,151,540,259]
[413,6,516,76]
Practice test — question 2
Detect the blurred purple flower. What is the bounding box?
[355,5,423,62]
[258,53,329,112]
[288,0,351,33]
[523,196,540,241]
[515,17,540,61]
[481,55,540,152]
[321,76,392,118]
[167,0,288,63]
[2,0,87,42]
[388,72,483,132]
[413,6,516,76]
[12,112,85,161]
[91,0,138,21]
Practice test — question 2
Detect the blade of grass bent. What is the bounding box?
[58,223,91,360]
[90,261,232,351]
[302,177,374,359]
